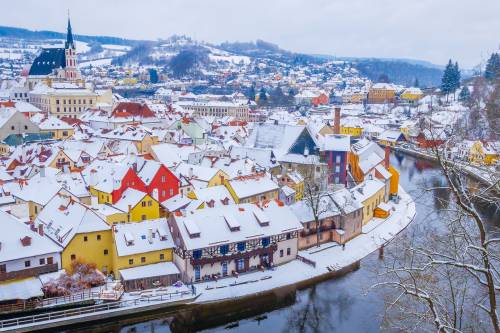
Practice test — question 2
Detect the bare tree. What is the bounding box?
[303,174,330,248]
[373,125,500,332]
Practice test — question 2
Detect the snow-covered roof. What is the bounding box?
[227,175,279,199]
[119,262,179,281]
[320,134,351,152]
[172,202,303,250]
[0,277,44,301]
[35,194,110,247]
[114,218,174,257]
[113,188,149,212]
[0,210,61,263]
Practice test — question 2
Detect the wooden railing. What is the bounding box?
[296,255,316,268]
[0,290,195,329]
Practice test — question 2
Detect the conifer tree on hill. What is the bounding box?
[484,52,500,81]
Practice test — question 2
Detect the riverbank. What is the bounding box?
[0,186,415,332]
[192,185,415,304]
[394,146,498,188]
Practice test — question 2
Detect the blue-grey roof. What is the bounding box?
[28,48,66,76]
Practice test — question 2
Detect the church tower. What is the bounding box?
[64,15,80,81]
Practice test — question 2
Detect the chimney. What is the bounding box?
[152,188,159,201]
[38,224,44,237]
[147,228,153,244]
[188,167,193,178]
[40,166,46,178]
[334,107,341,134]
[89,169,98,187]
[384,145,390,169]
[128,204,132,212]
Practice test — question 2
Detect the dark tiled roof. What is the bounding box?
[29,48,66,76]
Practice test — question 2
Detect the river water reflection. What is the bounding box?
[63,152,498,333]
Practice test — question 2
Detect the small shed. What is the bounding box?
[119,262,181,291]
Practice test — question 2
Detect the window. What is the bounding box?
[219,244,229,255]
[24,125,28,130]
[56,99,60,104]
[162,190,166,197]
[39,258,46,265]
[169,189,174,196]
[0,264,5,273]
[71,254,76,260]
[10,126,14,130]
[161,175,166,183]
[237,242,246,252]
[25,260,31,267]
[141,214,146,220]
[141,257,146,263]
[194,266,201,280]
[286,233,291,240]
[148,200,152,206]
[280,249,284,257]
[128,259,134,265]
[142,201,146,207]
[160,253,165,260]
[84,236,88,242]
[262,237,270,247]
[104,249,108,255]
[222,262,228,276]
[287,248,291,256]
[193,249,202,259]
[236,258,245,271]
[97,234,101,241]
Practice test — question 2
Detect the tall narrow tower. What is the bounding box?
[64,14,79,81]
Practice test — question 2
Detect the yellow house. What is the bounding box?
[470,141,498,165]
[94,203,129,225]
[38,116,75,140]
[48,149,76,171]
[340,126,363,137]
[278,171,304,201]
[352,179,387,225]
[34,194,113,274]
[225,174,279,204]
[112,188,160,222]
[400,88,423,103]
[112,219,175,281]
[28,81,104,119]
[176,164,229,188]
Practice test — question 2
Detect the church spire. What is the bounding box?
[65,11,75,50]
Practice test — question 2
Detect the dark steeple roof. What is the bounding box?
[28,48,66,76]
[65,16,75,49]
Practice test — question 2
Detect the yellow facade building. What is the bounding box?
[29,81,107,119]
[112,219,175,279]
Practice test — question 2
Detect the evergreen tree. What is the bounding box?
[258,87,267,106]
[288,88,296,97]
[247,85,256,101]
[484,52,500,81]
[458,85,471,103]
[453,62,461,92]
[148,68,159,83]
[377,73,390,83]
[441,59,455,100]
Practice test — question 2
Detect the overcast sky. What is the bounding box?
[3,0,500,68]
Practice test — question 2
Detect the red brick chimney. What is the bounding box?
[384,145,390,169]
[334,107,341,134]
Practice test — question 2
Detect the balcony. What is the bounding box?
[0,264,58,282]
[190,244,277,267]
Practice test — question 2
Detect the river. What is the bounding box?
[61,152,498,333]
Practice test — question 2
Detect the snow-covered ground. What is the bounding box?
[193,186,415,303]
